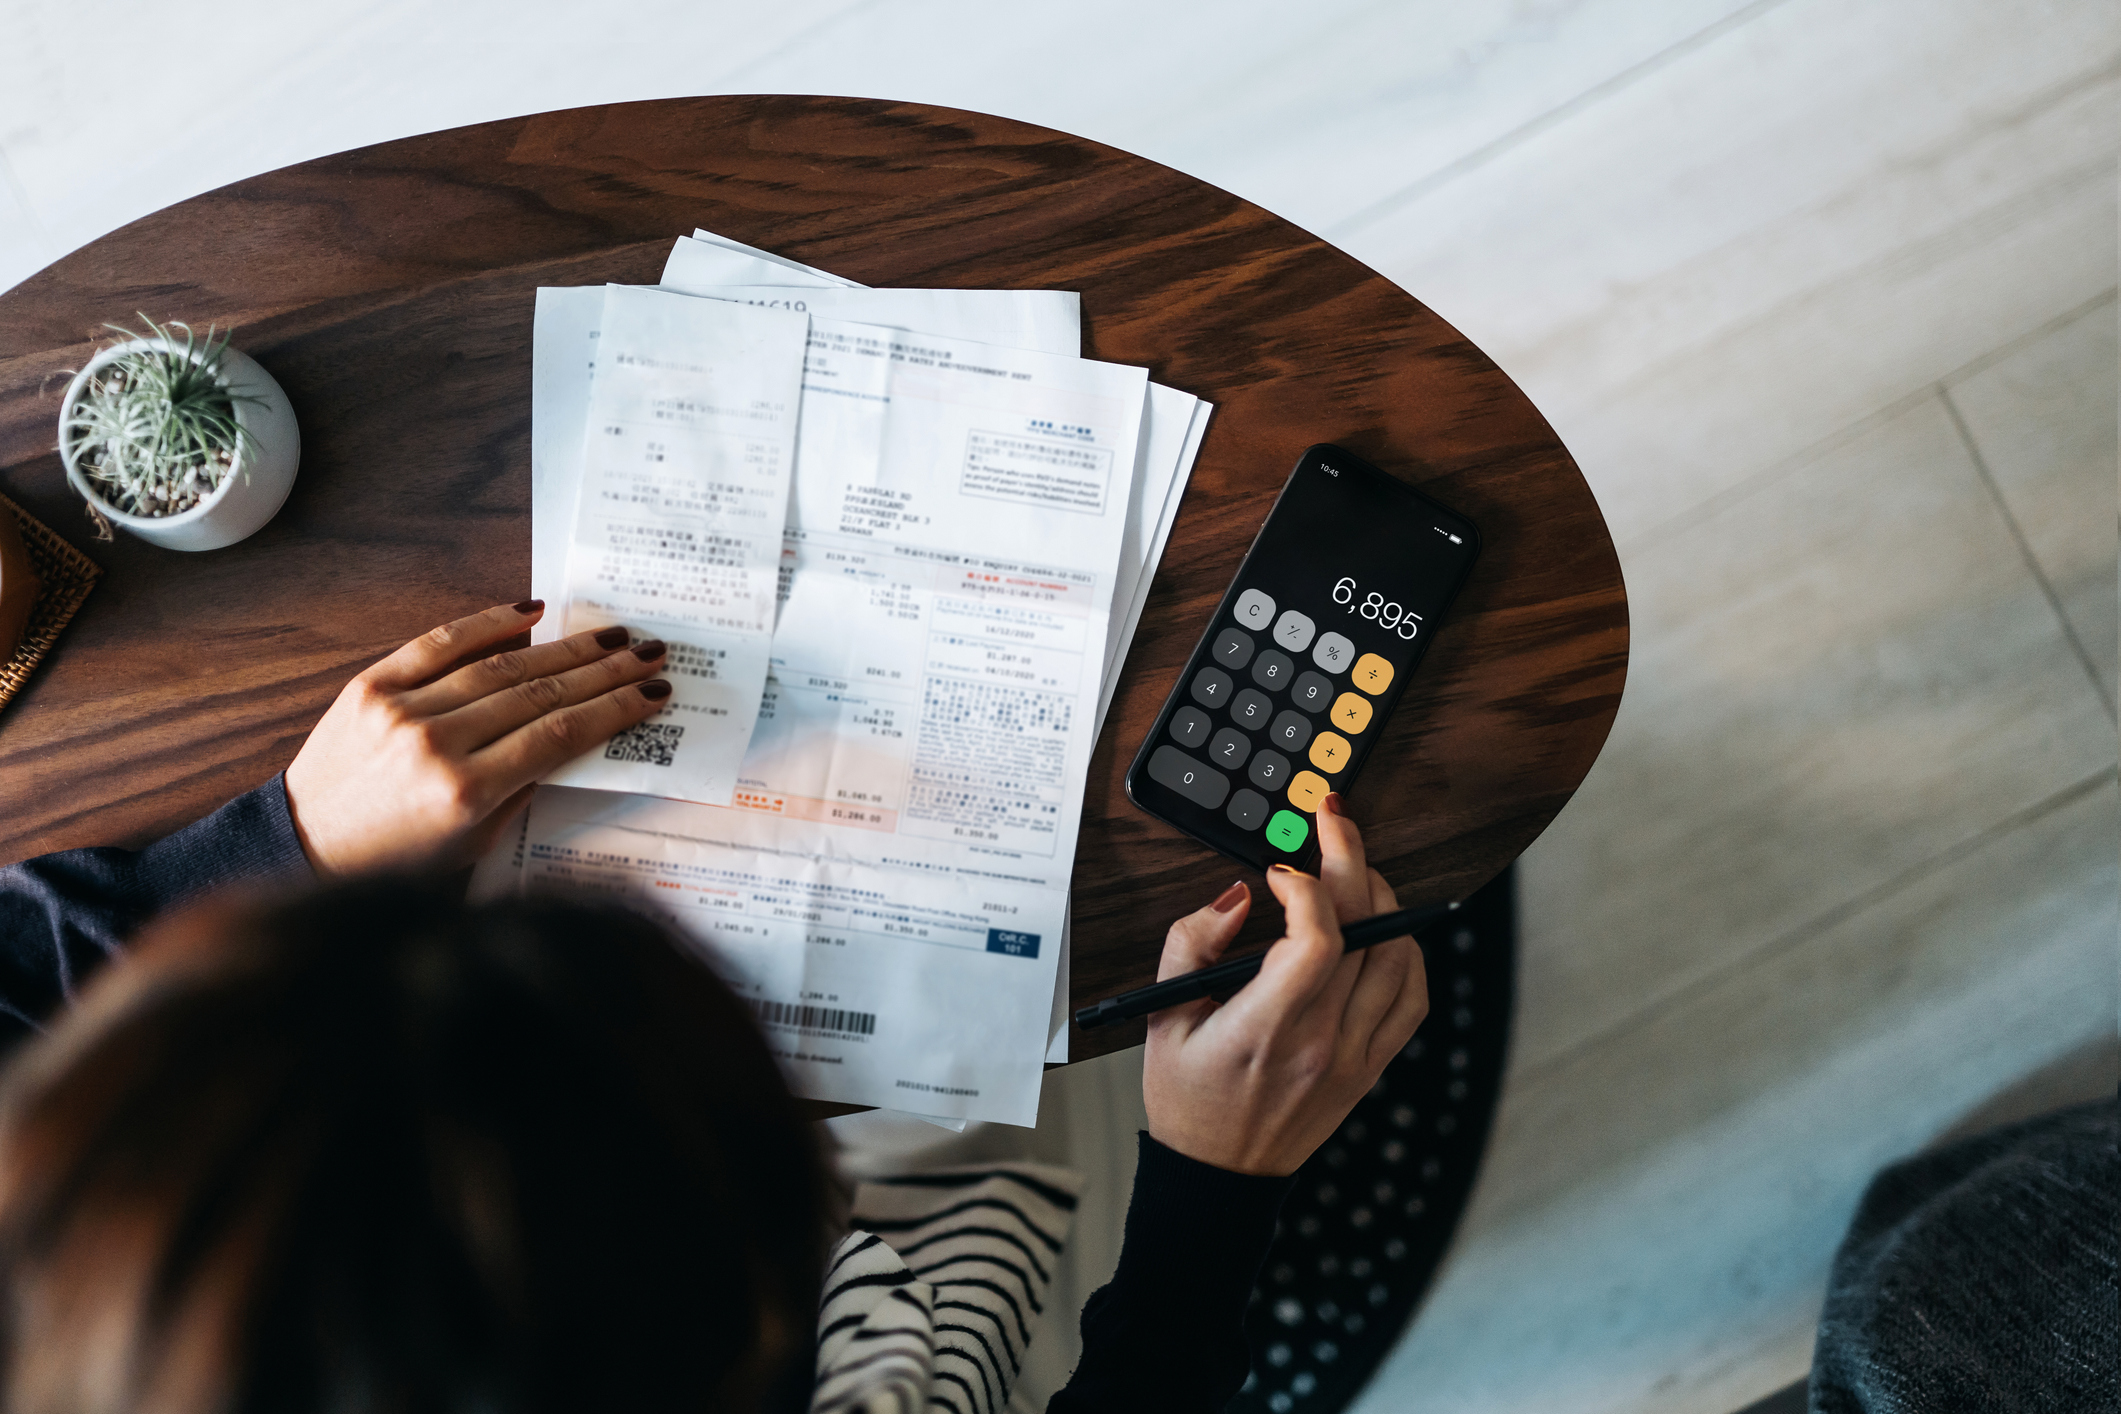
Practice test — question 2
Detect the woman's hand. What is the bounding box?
[283,601,670,876]
[1142,797,1429,1176]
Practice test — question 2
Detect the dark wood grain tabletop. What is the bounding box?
[0,95,1627,1062]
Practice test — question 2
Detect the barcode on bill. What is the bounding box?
[748,998,877,1037]
[605,721,684,767]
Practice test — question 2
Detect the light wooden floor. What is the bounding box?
[5,5,2115,1411]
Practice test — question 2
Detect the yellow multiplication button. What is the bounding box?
[1353,653,1395,695]
[1287,770,1331,812]
[1308,731,1352,774]
[1331,692,1373,734]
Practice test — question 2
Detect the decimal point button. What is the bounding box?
[1227,789,1270,831]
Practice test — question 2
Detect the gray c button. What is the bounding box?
[1233,588,1277,630]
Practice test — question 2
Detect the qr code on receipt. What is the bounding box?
[604,721,684,767]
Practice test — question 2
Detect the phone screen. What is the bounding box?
[1124,445,1479,872]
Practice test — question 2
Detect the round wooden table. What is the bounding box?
[0,96,1627,1061]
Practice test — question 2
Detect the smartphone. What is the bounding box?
[1123,444,1480,872]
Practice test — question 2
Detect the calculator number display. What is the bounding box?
[1332,577,1421,640]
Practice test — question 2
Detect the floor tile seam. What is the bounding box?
[1508,766,2119,1088]
[1547,149,2116,488]
[1615,288,2121,560]
[1322,0,1798,243]
[1938,385,2117,720]
[1500,62,2121,401]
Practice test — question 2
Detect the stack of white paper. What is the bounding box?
[473,230,1211,1127]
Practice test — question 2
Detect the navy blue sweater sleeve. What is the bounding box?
[1050,1131,1296,1413]
[0,775,314,1051]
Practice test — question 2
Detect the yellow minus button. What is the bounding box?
[1287,770,1330,812]
[1353,652,1395,695]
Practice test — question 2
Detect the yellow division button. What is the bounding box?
[1308,731,1352,774]
[1287,769,1331,812]
[1331,692,1373,734]
[1353,653,1395,695]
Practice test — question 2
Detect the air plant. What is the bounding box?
[61,316,261,535]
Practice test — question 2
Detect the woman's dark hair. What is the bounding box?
[0,879,829,1414]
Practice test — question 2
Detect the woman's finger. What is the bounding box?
[400,623,638,716]
[1314,794,1373,923]
[1156,882,1252,980]
[1291,801,1375,1033]
[1148,881,1253,1041]
[1221,867,1345,1036]
[362,601,547,691]
[468,679,672,800]
[428,639,668,751]
[1334,867,1410,1047]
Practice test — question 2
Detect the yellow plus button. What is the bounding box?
[1331,692,1373,734]
[1353,653,1395,695]
[1308,731,1351,774]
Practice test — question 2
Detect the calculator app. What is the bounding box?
[1126,445,1479,872]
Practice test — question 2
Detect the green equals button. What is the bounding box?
[1264,810,1310,853]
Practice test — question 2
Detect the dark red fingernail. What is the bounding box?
[638,680,672,701]
[1212,881,1247,913]
[1268,863,1311,878]
[631,639,667,662]
[513,599,544,614]
[1321,792,1344,816]
[594,627,629,650]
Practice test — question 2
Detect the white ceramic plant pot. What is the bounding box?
[58,337,300,552]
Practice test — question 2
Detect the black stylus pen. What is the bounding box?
[1074,899,1461,1030]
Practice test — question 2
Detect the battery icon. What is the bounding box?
[1434,526,1463,544]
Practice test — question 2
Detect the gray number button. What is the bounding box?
[1233,588,1277,630]
[1247,749,1291,792]
[1313,632,1356,673]
[1226,789,1270,831]
[1291,670,1334,712]
[1230,688,1274,730]
[1272,610,1316,653]
[1268,710,1313,753]
[1208,728,1252,771]
[1189,665,1233,708]
[1168,705,1212,749]
[1147,744,1230,809]
[1251,649,1295,691]
[1212,627,1254,670]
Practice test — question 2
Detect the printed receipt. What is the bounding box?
[523,313,1148,1124]
[543,286,808,804]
